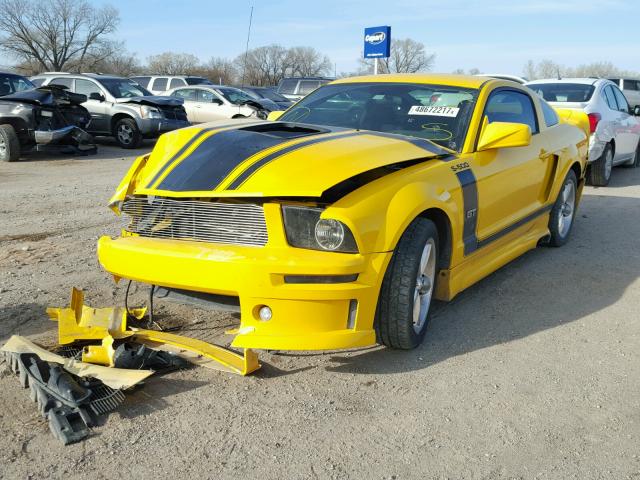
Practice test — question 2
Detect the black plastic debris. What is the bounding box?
[113,343,191,372]
[3,352,125,445]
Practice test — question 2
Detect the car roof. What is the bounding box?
[332,73,490,89]
[525,78,602,86]
[39,72,126,80]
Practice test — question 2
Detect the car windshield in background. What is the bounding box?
[186,77,212,86]
[98,79,152,98]
[528,83,595,103]
[0,74,34,96]
[217,87,256,105]
[259,89,289,102]
[279,83,478,151]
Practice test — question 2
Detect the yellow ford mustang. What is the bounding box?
[98,74,589,351]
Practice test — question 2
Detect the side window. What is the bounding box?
[51,77,74,89]
[623,79,639,91]
[278,79,298,94]
[30,78,45,87]
[484,90,538,134]
[75,79,102,97]
[540,100,559,127]
[298,80,320,95]
[132,76,151,88]
[173,88,198,101]
[198,90,220,103]
[169,78,186,89]
[151,77,168,91]
[612,86,630,113]
[603,86,618,110]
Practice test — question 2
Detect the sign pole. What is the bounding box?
[374,58,378,75]
[364,26,390,76]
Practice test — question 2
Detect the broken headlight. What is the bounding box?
[282,206,358,253]
[140,106,162,119]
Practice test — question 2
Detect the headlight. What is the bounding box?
[282,206,358,253]
[140,106,162,119]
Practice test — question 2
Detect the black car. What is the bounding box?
[235,86,293,110]
[0,73,96,162]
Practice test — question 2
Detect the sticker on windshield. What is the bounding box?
[409,105,459,117]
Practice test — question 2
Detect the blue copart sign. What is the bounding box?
[364,26,391,58]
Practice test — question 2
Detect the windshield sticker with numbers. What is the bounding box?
[408,105,460,117]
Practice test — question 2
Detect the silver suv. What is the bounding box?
[131,75,214,95]
[31,73,190,148]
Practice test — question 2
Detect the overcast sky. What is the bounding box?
[3,0,635,75]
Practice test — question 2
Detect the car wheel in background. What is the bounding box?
[375,217,439,350]
[589,143,613,186]
[232,115,247,119]
[623,142,640,168]
[0,124,20,162]
[114,118,142,149]
[547,170,578,247]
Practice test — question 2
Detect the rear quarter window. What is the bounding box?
[169,78,186,89]
[151,77,168,91]
[278,79,298,94]
[540,100,559,127]
[131,76,151,88]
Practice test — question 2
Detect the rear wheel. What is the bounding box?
[375,218,439,350]
[114,118,142,149]
[547,170,578,247]
[0,124,20,162]
[589,143,613,186]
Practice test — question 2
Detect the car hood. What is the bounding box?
[115,96,184,107]
[0,86,87,106]
[113,121,453,202]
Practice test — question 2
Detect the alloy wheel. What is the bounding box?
[117,124,134,145]
[557,180,576,238]
[412,238,436,333]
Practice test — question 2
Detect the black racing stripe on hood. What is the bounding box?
[364,131,453,158]
[226,131,363,190]
[155,129,293,191]
[145,123,242,188]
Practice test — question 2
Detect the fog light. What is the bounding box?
[347,300,358,329]
[259,306,272,322]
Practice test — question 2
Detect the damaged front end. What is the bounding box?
[0,85,97,155]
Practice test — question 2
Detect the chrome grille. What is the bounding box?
[121,197,268,246]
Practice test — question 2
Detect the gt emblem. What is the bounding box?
[466,208,477,219]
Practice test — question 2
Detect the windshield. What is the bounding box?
[186,77,213,86]
[279,82,478,151]
[98,78,152,98]
[0,74,35,96]
[259,88,290,102]
[527,83,595,103]
[217,87,256,105]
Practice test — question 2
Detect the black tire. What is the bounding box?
[589,143,613,186]
[0,124,20,162]
[623,142,640,168]
[114,118,142,149]
[375,217,439,350]
[547,170,578,247]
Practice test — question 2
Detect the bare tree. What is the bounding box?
[92,51,141,76]
[147,52,200,75]
[236,44,290,86]
[195,57,237,85]
[286,46,331,77]
[0,0,119,72]
[357,38,435,75]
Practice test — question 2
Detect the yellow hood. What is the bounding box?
[117,122,453,201]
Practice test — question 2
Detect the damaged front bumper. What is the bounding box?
[98,235,389,351]
[33,125,97,155]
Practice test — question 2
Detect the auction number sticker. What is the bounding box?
[409,105,459,117]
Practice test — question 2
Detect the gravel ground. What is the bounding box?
[0,143,639,480]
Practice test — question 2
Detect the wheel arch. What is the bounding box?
[110,113,136,134]
[417,208,453,269]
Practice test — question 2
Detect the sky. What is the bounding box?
[2,0,635,75]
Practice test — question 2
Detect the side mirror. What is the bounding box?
[477,121,532,151]
[89,92,105,102]
[211,98,223,105]
[267,111,284,121]
[633,105,640,116]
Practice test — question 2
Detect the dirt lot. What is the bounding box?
[0,143,639,480]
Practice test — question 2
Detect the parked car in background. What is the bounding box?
[526,78,640,185]
[32,73,190,148]
[235,86,293,109]
[0,72,35,96]
[163,85,270,122]
[607,78,640,108]
[0,84,96,162]
[276,77,333,101]
[132,75,214,95]
[476,74,528,84]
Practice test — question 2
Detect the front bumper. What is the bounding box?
[97,235,390,351]
[138,118,191,137]
[33,126,97,154]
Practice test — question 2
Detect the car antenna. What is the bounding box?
[240,5,254,89]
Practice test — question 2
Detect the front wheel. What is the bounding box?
[547,170,578,247]
[0,124,20,162]
[375,218,439,350]
[114,118,142,149]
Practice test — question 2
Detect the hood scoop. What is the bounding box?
[239,122,331,139]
